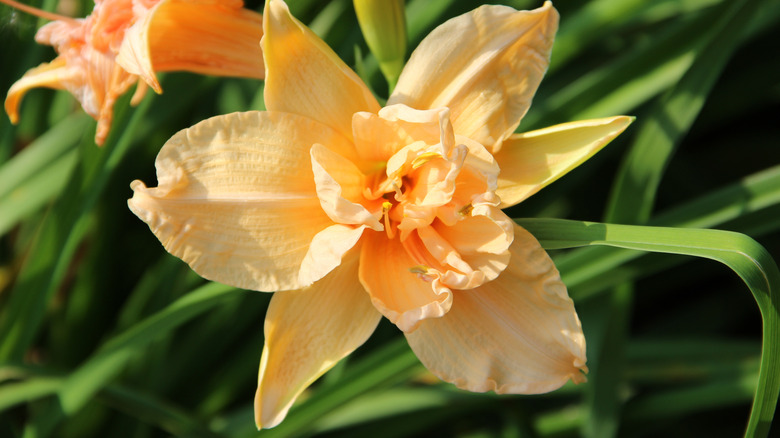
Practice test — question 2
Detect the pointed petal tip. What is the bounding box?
[539,1,559,20]
[602,114,635,138]
[5,107,19,125]
[5,58,71,127]
[495,114,636,208]
[254,386,289,430]
[262,0,378,138]
[254,258,381,429]
[146,77,163,95]
[263,0,289,27]
[611,114,635,127]
[571,366,589,385]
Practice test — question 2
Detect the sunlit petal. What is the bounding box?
[406,224,587,393]
[128,111,354,291]
[389,2,557,152]
[495,116,634,208]
[263,0,380,141]
[117,0,264,94]
[255,251,381,428]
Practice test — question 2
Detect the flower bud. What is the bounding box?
[353,0,406,90]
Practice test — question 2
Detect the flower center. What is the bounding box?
[363,140,476,247]
[312,104,513,292]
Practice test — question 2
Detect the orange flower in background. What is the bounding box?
[129,0,633,429]
[3,0,264,145]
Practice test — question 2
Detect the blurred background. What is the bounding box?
[1,0,778,436]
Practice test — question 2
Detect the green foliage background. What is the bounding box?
[1,0,779,437]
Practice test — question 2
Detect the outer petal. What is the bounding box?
[406,224,587,394]
[117,0,264,94]
[5,48,135,145]
[262,0,380,141]
[388,3,557,152]
[495,116,634,208]
[128,111,354,292]
[5,57,72,124]
[255,250,382,428]
[359,230,453,333]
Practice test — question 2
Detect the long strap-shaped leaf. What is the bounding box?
[17,282,241,438]
[0,91,149,362]
[604,0,764,224]
[517,217,780,438]
[588,0,766,435]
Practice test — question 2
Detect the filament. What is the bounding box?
[1,0,80,25]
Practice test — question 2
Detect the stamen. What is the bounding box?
[130,81,149,106]
[409,265,434,282]
[459,203,473,216]
[0,0,81,24]
[382,201,396,239]
[411,151,440,169]
[392,181,403,200]
[409,265,427,274]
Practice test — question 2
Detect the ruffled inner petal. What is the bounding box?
[298,224,368,286]
[352,104,456,164]
[310,144,383,230]
[359,230,452,333]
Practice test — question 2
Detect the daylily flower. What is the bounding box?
[3,0,264,145]
[128,0,633,429]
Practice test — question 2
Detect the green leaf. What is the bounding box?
[98,382,222,437]
[550,164,780,298]
[0,114,90,235]
[585,0,767,435]
[517,218,780,438]
[0,91,151,362]
[604,0,765,224]
[18,282,241,438]
[550,0,722,73]
[0,373,61,413]
[0,366,220,437]
[63,282,239,411]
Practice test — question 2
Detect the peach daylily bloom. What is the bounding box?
[128,0,633,429]
[3,0,264,145]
